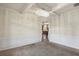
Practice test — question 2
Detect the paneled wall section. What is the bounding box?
[49,8,79,49]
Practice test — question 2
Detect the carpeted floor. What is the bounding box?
[0,42,79,56]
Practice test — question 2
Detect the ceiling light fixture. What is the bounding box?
[35,9,49,17]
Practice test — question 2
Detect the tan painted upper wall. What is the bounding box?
[0,7,5,38]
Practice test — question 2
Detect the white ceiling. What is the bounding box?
[0,3,58,12]
[35,3,57,11]
[0,3,74,15]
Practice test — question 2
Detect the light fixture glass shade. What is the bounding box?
[35,9,49,17]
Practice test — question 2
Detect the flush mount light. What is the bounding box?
[35,9,49,17]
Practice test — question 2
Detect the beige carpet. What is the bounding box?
[0,42,79,56]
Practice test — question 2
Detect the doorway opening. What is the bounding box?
[42,22,49,42]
